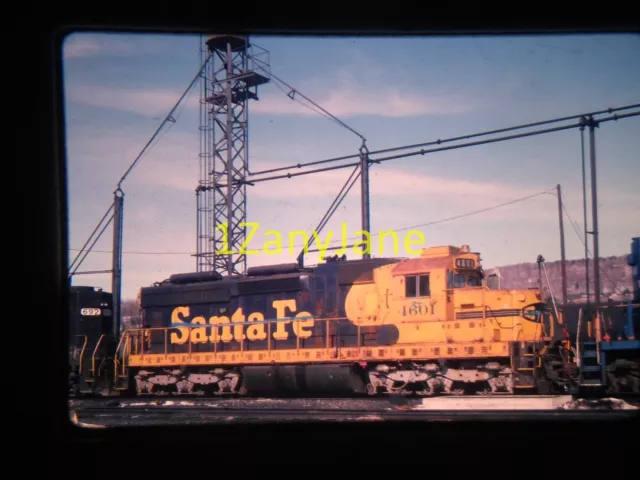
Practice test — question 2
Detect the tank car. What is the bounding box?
[68,285,115,395]
[110,244,578,397]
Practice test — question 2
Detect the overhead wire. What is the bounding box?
[253,66,369,260]
[246,101,640,176]
[297,165,362,261]
[70,43,640,284]
[68,203,114,273]
[295,188,556,248]
[238,110,640,186]
[252,63,366,143]
[269,76,342,127]
[560,198,623,295]
[69,53,212,276]
[117,54,212,189]
[242,64,639,268]
[69,187,555,255]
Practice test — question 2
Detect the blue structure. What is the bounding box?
[578,237,639,393]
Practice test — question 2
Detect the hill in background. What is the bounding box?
[484,254,633,304]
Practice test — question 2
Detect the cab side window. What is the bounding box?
[405,274,430,298]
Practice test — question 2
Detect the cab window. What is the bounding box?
[468,277,480,287]
[447,271,467,288]
[405,274,430,298]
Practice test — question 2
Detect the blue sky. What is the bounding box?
[62,32,640,299]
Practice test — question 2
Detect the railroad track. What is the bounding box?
[72,406,639,427]
[70,395,639,427]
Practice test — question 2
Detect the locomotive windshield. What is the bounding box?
[447,270,482,288]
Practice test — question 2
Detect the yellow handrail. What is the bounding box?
[74,335,88,374]
[90,334,106,376]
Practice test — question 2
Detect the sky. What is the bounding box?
[62,32,640,300]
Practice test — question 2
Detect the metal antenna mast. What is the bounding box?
[196,35,270,276]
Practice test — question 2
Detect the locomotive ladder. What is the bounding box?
[576,308,604,387]
[112,331,133,390]
[512,341,541,390]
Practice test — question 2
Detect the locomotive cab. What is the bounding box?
[340,244,570,394]
[344,244,547,345]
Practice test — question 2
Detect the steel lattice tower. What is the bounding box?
[196,35,270,275]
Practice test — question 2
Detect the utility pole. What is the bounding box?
[579,118,590,310]
[111,188,124,337]
[360,142,371,259]
[537,255,544,299]
[557,184,568,306]
[587,115,601,316]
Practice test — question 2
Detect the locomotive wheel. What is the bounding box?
[236,381,248,396]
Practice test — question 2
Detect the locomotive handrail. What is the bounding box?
[73,335,88,374]
[90,334,107,376]
[116,309,544,365]
[120,316,357,351]
[114,329,137,382]
[576,308,584,369]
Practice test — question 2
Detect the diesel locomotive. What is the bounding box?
[576,236,640,394]
[68,286,115,395]
[104,244,578,397]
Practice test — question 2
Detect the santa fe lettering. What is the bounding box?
[169,299,314,344]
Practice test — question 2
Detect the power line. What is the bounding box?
[237,110,640,186]
[69,55,211,278]
[69,187,554,255]
[116,55,211,189]
[298,188,556,248]
[252,63,366,143]
[269,77,343,127]
[247,102,640,177]
[560,197,622,295]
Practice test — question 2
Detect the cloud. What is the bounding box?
[64,83,201,117]
[62,32,194,60]
[250,88,471,118]
[63,34,144,59]
[65,60,473,119]
[252,70,473,118]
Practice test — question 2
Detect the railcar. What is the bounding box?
[111,245,577,397]
[577,236,639,394]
